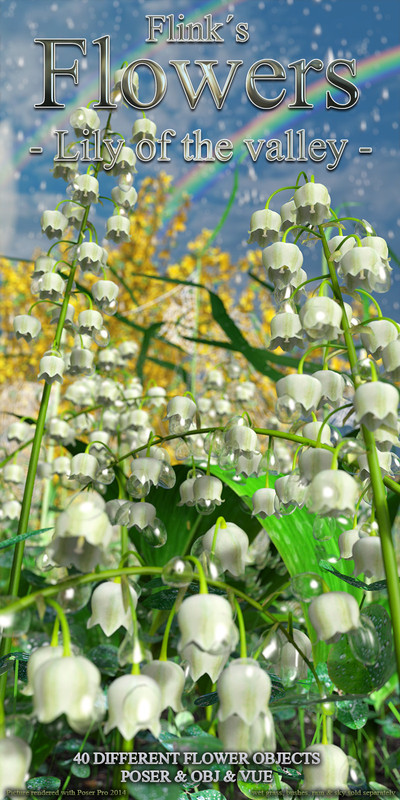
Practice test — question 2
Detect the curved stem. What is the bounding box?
[319,224,400,682]
[233,597,247,658]
[47,599,72,656]
[159,602,177,661]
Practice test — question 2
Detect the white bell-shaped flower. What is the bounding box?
[87,581,138,636]
[299,297,350,341]
[77,310,103,335]
[314,369,345,408]
[13,314,41,342]
[181,639,237,683]
[166,396,197,434]
[275,474,306,511]
[276,374,322,415]
[72,174,99,205]
[352,537,388,580]
[178,594,238,680]
[224,425,260,459]
[69,453,99,485]
[217,658,271,724]
[262,242,303,288]
[338,246,383,291]
[193,476,224,511]
[69,347,94,376]
[357,450,391,481]
[92,280,119,312]
[251,488,276,518]
[26,645,64,696]
[302,421,332,445]
[178,594,235,653]
[142,660,185,712]
[0,736,32,798]
[293,182,331,226]
[218,710,275,754]
[40,209,68,239]
[298,449,333,484]
[354,382,398,432]
[201,522,249,577]
[127,457,162,498]
[248,209,281,246]
[111,185,138,211]
[50,491,113,571]
[70,106,100,135]
[78,242,104,274]
[3,464,25,485]
[32,654,101,726]
[63,201,85,228]
[360,320,398,359]
[338,528,361,559]
[302,744,349,792]
[38,353,65,384]
[306,470,359,517]
[38,272,66,302]
[104,674,162,740]
[308,592,360,643]
[131,119,157,144]
[105,214,131,243]
[270,311,303,351]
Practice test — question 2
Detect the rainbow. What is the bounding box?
[3,0,399,219]
[166,43,400,216]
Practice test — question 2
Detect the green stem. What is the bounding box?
[319,224,400,682]
[234,598,247,658]
[186,556,208,594]
[0,112,114,705]
[47,599,72,656]
[159,602,177,661]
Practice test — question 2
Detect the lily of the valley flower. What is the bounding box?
[104,674,162,740]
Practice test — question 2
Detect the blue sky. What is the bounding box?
[0,0,399,314]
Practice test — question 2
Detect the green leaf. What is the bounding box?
[26,776,61,791]
[327,604,395,694]
[336,698,369,729]
[0,651,29,677]
[87,644,119,676]
[0,526,53,550]
[194,692,218,707]
[71,763,91,778]
[237,779,275,799]
[181,792,227,800]
[210,467,361,664]
[319,560,387,592]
